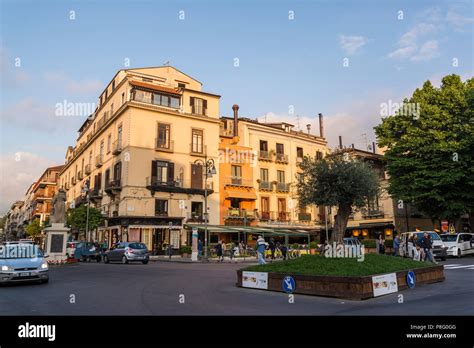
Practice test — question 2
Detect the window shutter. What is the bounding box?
[167,162,175,184]
[203,99,207,115]
[114,162,122,181]
[151,160,157,180]
[98,173,102,190]
[190,97,195,113]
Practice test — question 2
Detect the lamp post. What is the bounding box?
[194,156,216,262]
[82,179,90,242]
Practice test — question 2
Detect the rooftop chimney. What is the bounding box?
[318,113,324,138]
[339,136,343,149]
[372,141,376,154]
[232,104,239,137]
[306,124,311,134]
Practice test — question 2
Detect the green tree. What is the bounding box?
[297,155,379,243]
[67,205,104,235]
[26,219,42,237]
[375,74,474,228]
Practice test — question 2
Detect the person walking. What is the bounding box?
[378,234,386,254]
[269,238,276,261]
[281,243,287,260]
[198,239,203,259]
[413,244,422,261]
[220,240,226,262]
[215,240,223,262]
[256,235,268,265]
[393,234,401,256]
[422,232,437,264]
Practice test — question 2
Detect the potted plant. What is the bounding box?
[180,245,192,258]
[309,241,318,255]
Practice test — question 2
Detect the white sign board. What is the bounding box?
[242,271,268,289]
[372,273,398,297]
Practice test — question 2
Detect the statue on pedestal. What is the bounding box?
[50,189,67,224]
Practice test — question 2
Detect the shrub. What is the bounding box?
[180,246,192,254]
[309,241,318,249]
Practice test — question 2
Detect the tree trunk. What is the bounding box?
[331,204,352,243]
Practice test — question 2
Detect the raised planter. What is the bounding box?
[236,265,444,300]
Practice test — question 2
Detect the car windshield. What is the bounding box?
[414,232,440,241]
[441,235,457,242]
[129,243,146,249]
[0,244,43,259]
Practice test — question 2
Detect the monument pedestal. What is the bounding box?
[44,223,70,262]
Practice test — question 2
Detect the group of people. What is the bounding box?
[385,232,437,264]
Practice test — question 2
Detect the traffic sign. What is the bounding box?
[449,224,456,234]
[406,271,416,289]
[282,276,296,293]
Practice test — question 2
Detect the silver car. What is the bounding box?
[0,243,49,284]
[103,242,149,264]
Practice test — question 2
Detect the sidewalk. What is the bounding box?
[150,255,259,264]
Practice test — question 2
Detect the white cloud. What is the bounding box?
[388,23,438,61]
[411,40,439,62]
[446,8,474,32]
[0,152,58,214]
[339,35,369,55]
[43,71,103,94]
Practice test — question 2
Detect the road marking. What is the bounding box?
[444,264,474,269]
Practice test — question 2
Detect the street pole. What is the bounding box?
[325,206,329,243]
[203,162,209,262]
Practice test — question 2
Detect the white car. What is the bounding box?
[441,233,474,258]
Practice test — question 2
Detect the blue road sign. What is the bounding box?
[407,271,416,289]
[282,276,296,293]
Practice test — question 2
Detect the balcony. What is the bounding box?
[77,171,84,180]
[112,140,122,155]
[275,153,289,164]
[275,182,291,193]
[105,179,122,194]
[89,188,103,200]
[190,144,206,157]
[146,177,213,196]
[95,154,104,168]
[155,139,174,153]
[258,150,272,161]
[225,208,257,223]
[186,212,205,223]
[258,181,272,191]
[84,164,92,175]
[224,177,253,187]
[259,211,270,221]
[298,213,312,221]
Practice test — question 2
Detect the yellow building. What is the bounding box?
[59,66,221,253]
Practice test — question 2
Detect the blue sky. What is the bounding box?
[0,0,472,212]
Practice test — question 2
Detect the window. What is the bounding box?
[316,151,323,160]
[192,129,203,153]
[260,168,269,182]
[278,198,286,212]
[134,89,152,103]
[155,199,168,216]
[276,143,284,154]
[113,162,122,182]
[277,170,285,183]
[100,96,103,106]
[89,151,92,164]
[110,103,114,116]
[112,80,115,91]
[100,140,104,156]
[297,147,303,158]
[121,92,125,104]
[105,89,108,100]
[105,168,110,186]
[170,96,180,108]
[151,160,174,185]
[81,158,84,173]
[231,165,242,185]
[178,83,186,88]
[117,124,123,145]
[157,123,170,149]
[190,97,207,115]
[260,140,268,151]
[107,134,111,153]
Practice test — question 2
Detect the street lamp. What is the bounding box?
[194,156,216,262]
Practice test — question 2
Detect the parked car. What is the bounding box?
[441,233,474,258]
[73,242,102,262]
[66,241,79,258]
[400,231,447,261]
[103,242,149,264]
[0,243,49,285]
[343,237,361,246]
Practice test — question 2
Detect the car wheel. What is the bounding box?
[104,255,109,263]
[142,260,149,264]
[441,256,446,261]
[42,278,49,284]
[122,256,128,264]
[457,249,462,258]
[96,256,101,263]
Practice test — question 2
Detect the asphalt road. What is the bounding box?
[0,257,473,315]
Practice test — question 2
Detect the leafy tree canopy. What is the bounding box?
[66,204,104,233]
[375,74,474,221]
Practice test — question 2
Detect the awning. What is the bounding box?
[130,80,182,95]
[224,191,257,200]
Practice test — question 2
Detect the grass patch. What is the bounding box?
[242,254,435,277]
